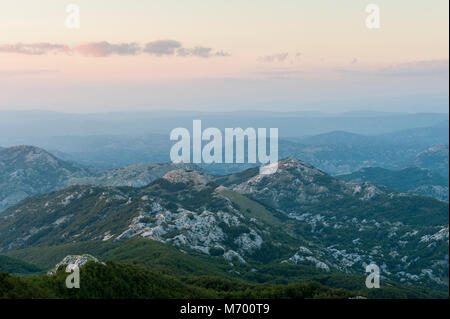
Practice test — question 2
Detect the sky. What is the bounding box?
[0,0,448,113]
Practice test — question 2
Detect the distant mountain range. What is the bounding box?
[1,158,448,290]
[1,141,448,211]
[296,122,449,147]
[0,111,447,175]
[1,110,447,142]
[41,121,450,176]
[338,167,449,201]
[282,127,448,175]
[0,145,200,211]
[2,126,444,177]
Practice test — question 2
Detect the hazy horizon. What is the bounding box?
[1,107,449,115]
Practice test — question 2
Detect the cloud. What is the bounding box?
[0,43,70,55]
[143,41,230,58]
[0,41,230,59]
[215,50,232,57]
[75,42,141,57]
[257,53,289,63]
[143,40,182,56]
[177,46,214,58]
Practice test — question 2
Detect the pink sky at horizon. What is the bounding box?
[0,0,448,112]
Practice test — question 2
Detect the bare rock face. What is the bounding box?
[48,254,104,275]
[162,169,212,190]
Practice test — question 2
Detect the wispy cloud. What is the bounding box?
[143,41,230,58]
[177,46,213,58]
[0,43,70,55]
[257,52,289,63]
[0,41,230,58]
[215,50,232,57]
[75,42,141,57]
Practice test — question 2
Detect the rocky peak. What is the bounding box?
[48,254,104,275]
[234,157,327,190]
[227,157,389,213]
[162,169,212,189]
[273,157,326,174]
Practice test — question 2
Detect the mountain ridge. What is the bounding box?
[1,158,448,290]
[338,167,449,201]
[0,145,203,211]
[0,145,92,211]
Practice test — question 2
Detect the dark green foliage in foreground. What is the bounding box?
[4,239,448,299]
[32,262,215,299]
[0,272,53,298]
[0,261,356,299]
